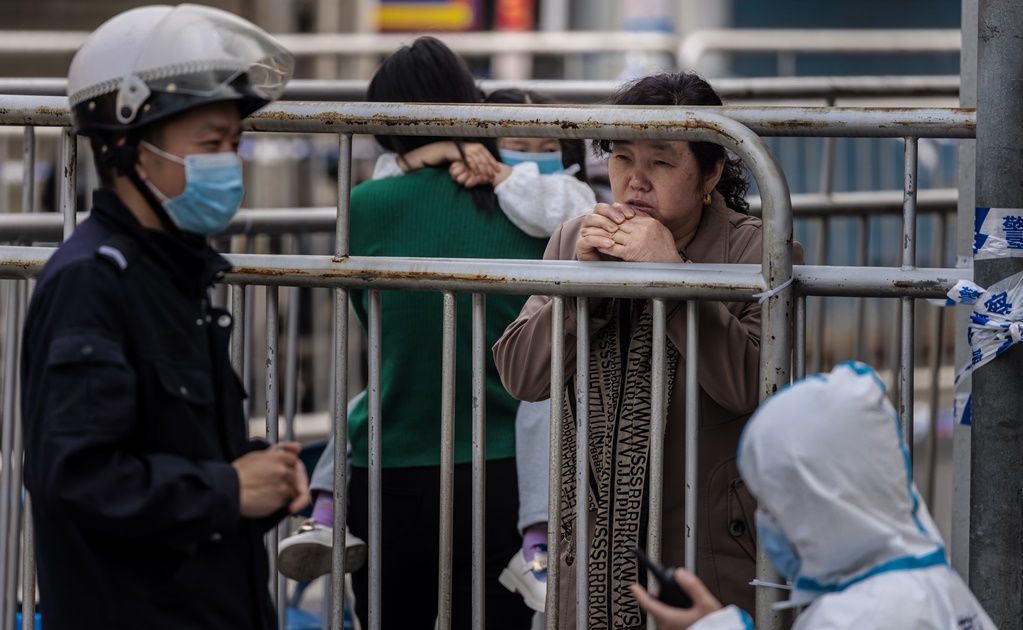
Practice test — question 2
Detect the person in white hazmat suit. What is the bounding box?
[631,361,995,629]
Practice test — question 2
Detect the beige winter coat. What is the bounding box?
[493,194,804,627]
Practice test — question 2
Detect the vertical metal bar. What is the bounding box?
[0,141,36,622]
[21,281,36,630]
[886,302,903,403]
[4,353,24,630]
[0,281,19,625]
[471,293,486,629]
[437,291,457,630]
[284,239,300,444]
[854,215,869,360]
[231,284,246,380]
[645,299,668,630]
[574,297,589,630]
[901,138,918,461]
[22,128,35,215]
[243,283,254,412]
[331,130,355,630]
[818,135,837,196]
[0,135,7,216]
[21,493,34,630]
[545,296,565,630]
[684,301,700,573]
[924,215,948,506]
[265,286,283,623]
[816,104,838,368]
[330,287,350,630]
[336,134,352,257]
[60,129,76,240]
[794,295,807,380]
[810,218,827,373]
[755,136,794,630]
[925,316,947,504]
[952,0,977,580]
[647,300,668,610]
[367,289,382,630]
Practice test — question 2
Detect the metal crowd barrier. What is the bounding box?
[0,97,973,630]
[0,75,961,103]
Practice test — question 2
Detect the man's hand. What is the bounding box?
[629,569,723,630]
[232,442,309,518]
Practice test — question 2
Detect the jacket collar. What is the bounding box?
[90,189,232,294]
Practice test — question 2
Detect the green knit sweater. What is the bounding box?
[348,167,549,468]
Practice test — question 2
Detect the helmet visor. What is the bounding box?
[132,3,293,102]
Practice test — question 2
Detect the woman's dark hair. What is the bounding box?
[368,37,498,211]
[485,88,589,184]
[596,72,750,214]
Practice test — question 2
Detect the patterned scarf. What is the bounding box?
[560,299,680,628]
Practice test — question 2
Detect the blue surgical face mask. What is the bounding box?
[498,148,565,175]
[141,141,245,236]
[756,509,801,580]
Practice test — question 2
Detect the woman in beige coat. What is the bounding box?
[493,72,804,629]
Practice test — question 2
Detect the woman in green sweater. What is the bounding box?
[346,37,546,629]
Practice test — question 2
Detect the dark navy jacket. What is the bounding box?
[21,190,276,629]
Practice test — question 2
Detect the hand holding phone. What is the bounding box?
[630,546,693,609]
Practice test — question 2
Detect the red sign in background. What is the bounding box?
[495,0,535,31]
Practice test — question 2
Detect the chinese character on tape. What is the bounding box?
[975,208,1023,259]
[946,272,1023,425]
[1004,215,1023,250]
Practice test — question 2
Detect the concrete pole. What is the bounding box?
[492,0,535,81]
[970,0,1023,624]
[951,0,977,580]
[570,0,616,78]
[675,0,733,76]
[539,0,569,32]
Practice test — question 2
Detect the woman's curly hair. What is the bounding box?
[595,72,751,214]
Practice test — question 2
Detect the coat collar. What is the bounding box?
[90,189,231,294]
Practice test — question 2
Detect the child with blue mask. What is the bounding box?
[372,88,596,240]
[630,362,995,630]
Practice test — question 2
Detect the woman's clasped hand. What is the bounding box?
[577,201,684,263]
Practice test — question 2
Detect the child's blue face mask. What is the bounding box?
[498,148,565,175]
[141,141,245,236]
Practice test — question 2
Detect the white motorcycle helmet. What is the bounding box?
[69,3,292,136]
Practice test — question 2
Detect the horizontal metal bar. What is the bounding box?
[0,246,970,298]
[0,75,961,103]
[0,96,977,138]
[0,29,960,65]
[0,30,679,57]
[680,28,961,69]
[0,188,957,242]
[748,188,957,217]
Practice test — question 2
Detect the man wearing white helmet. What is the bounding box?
[631,362,995,629]
[20,5,308,628]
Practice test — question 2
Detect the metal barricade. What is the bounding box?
[0,75,961,103]
[0,97,974,630]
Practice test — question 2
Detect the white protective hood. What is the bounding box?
[737,362,946,608]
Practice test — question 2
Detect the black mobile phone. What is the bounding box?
[630,546,693,609]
